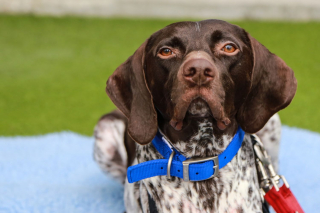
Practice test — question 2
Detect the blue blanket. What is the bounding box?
[0,126,319,212]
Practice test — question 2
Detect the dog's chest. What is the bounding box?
[135,127,262,213]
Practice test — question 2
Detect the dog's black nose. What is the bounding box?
[183,59,215,85]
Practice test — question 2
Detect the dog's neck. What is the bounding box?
[135,116,262,213]
[158,116,238,158]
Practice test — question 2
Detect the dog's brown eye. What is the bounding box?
[221,44,237,53]
[159,48,173,56]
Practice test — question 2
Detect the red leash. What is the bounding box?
[251,134,304,213]
[265,185,304,213]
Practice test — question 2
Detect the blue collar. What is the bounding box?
[127,127,245,183]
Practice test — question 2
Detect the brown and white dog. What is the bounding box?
[94,20,297,213]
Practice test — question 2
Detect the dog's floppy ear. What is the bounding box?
[237,35,297,133]
[106,41,157,145]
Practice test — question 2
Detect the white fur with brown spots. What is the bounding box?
[94,113,281,212]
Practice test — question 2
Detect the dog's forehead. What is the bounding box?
[148,19,246,50]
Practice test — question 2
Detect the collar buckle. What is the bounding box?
[182,156,219,181]
[166,151,175,180]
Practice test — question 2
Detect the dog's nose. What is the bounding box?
[183,59,215,85]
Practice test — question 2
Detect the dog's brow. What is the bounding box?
[195,22,201,32]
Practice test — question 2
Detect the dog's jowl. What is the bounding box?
[94,20,297,213]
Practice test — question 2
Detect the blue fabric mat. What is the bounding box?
[0,126,319,212]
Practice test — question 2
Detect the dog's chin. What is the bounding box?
[187,98,211,117]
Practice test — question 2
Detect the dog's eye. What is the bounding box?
[221,44,237,53]
[159,48,173,56]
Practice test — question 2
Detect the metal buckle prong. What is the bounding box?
[182,156,219,181]
[167,151,175,180]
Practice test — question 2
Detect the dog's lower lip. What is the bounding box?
[171,96,231,131]
[217,118,231,130]
[169,119,183,131]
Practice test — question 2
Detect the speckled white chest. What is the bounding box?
[94,114,280,213]
[126,120,263,213]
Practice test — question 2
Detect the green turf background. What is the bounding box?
[0,15,319,136]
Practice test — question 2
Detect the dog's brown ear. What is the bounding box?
[106,41,157,145]
[236,35,297,133]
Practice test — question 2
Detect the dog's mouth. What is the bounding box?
[169,94,230,131]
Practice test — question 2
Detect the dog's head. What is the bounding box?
[106,20,297,145]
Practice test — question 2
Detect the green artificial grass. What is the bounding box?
[0,15,319,136]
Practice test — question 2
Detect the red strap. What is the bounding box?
[264,186,304,213]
